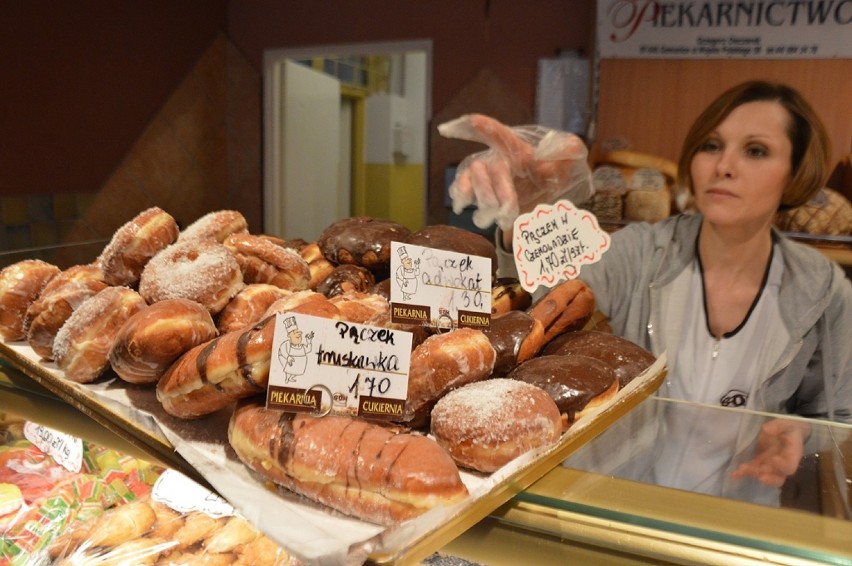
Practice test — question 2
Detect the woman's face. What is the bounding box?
[690,100,793,232]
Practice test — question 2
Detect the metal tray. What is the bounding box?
[0,339,665,565]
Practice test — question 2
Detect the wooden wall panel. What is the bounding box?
[592,59,852,170]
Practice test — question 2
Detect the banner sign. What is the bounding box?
[598,0,852,59]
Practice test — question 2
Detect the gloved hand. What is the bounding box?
[438,114,593,231]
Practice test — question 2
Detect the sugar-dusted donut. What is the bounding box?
[222,233,310,291]
[53,286,147,383]
[97,207,180,286]
[177,210,248,244]
[430,378,562,472]
[217,284,292,333]
[317,216,411,275]
[0,259,60,341]
[316,264,376,298]
[541,329,656,387]
[109,298,218,385]
[139,239,244,315]
[26,264,108,360]
[507,354,619,428]
[403,327,496,426]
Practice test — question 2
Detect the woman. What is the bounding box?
[441,81,852,492]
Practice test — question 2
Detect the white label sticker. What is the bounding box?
[152,469,236,518]
[267,313,413,420]
[389,241,492,332]
[23,422,83,473]
[512,199,611,293]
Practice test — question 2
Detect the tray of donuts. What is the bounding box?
[0,206,667,565]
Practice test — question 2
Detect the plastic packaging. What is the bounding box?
[0,413,297,566]
[438,114,594,230]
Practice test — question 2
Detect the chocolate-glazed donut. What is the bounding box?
[317,217,411,276]
[481,310,544,376]
[542,330,656,387]
[507,354,618,427]
[316,264,376,298]
[405,224,497,276]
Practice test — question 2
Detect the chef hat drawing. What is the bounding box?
[398,246,409,260]
[284,316,298,331]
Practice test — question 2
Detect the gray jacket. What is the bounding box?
[498,213,852,423]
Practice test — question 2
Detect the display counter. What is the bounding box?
[3,360,850,565]
[443,397,852,565]
[1,235,850,564]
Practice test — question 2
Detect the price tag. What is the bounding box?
[512,199,610,293]
[23,422,83,473]
[267,313,413,420]
[152,469,236,518]
[389,241,492,331]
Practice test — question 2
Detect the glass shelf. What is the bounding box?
[504,397,852,564]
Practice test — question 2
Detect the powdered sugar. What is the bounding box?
[139,240,243,313]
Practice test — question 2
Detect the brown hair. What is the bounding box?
[677,81,831,209]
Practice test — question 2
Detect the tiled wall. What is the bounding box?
[0,34,261,269]
[0,193,96,251]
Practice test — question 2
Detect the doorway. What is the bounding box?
[263,40,432,241]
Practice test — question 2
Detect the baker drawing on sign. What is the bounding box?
[395,246,420,300]
[278,316,313,384]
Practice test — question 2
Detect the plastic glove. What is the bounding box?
[731,419,810,487]
[438,114,592,231]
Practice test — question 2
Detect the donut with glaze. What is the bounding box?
[109,298,218,385]
[262,290,342,321]
[507,354,619,429]
[228,400,469,526]
[281,240,335,290]
[328,291,390,326]
[405,224,497,276]
[317,216,411,275]
[491,277,532,315]
[139,239,244,315]
[527,279,595,343]
[223,233,311,291]
[53,286,147,383]
[542,330,656,387]
[402,327,496,427]
[217,284,292,333]
[0,260,60,341]
[98,207,179,286]
[316,264,375,298]
[481,310,545,376]
[430,379,562,472]
[25,264,108,359]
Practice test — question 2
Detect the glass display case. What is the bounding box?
[2,240,850,564]
[443,397,852,565]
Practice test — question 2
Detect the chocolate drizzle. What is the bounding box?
[196,338,219,389]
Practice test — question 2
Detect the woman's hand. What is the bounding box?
[438,114,591,233]
[731,418,811,487]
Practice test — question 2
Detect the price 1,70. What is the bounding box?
[349,373,392,398]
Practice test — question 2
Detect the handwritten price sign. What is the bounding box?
[512,200,610,293]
